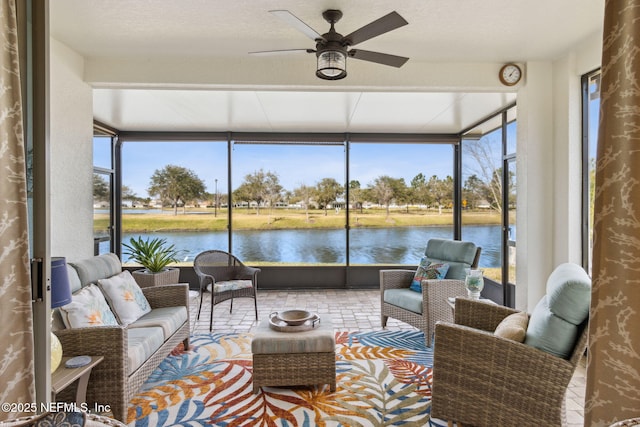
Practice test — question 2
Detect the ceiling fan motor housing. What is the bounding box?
[315,10,349,79]
[315,9,349,57]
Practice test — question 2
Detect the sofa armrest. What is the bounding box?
[142,283,189,309]
[454,297,520,332]
[54,326,127,371]
[379,269,415,291]
[54,326,128,418]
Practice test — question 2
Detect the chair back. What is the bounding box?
[194,250,244,282]
[424,239,481,280]
[524,262,591,359]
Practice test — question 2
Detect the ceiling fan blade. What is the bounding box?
[249,48,314,56]
[344,11,408,46]
[349,49,409,68]
[270,10,324,41]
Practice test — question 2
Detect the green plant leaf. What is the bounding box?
[122,236,182,273]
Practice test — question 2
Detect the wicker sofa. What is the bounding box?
[52,253,190,423]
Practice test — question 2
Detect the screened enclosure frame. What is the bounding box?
[96,102,516,292]
[113,130,460,262]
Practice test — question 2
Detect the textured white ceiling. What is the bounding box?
[50,0,604,133]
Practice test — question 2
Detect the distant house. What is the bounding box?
[477,199,492,209]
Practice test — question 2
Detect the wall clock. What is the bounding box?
[499,63,522,86]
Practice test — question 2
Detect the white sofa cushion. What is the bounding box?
[129,306,188,340]
[98,270,151,326]
[59,284,118,328]
[127,326,164,375]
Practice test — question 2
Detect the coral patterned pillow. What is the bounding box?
[59,284,118,328]
[98,270,151,326]
[410,258,450,292]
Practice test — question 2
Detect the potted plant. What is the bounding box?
[123,236,182,287]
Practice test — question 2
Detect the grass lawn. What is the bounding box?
[95,207,503,232]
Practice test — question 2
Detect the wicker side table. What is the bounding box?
[251,314,336,392]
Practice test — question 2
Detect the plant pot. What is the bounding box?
[132,267,180,288]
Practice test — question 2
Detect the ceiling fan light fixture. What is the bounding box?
[316,50,347,80]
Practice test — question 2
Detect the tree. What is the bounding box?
[370,175,406,218]
[147,165,206,215]
[121,185,137,201]
[410,173,429,210]
[234,169,281,215]
[264,171,283,214]
[315,178,343,216]
[232,184,252,210]
[462,174,485,209]
[464,138,503,213]
[488,167,504,211]
[93,174,109,202]
[349,180,364,214]
[293,183,314,222]
[427,175,453,214]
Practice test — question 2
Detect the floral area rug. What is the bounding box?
[127,330,449,426]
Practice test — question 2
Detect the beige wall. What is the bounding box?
[50,38,94,261]
[514,61,555,311]
[514,32,602,312]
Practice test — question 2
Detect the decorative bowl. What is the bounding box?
[276,309,315,326]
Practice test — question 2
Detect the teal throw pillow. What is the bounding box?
[410,258,450,292]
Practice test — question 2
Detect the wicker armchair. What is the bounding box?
[431,298,589,427]
[380,239,480,346]
[194,250,260,331]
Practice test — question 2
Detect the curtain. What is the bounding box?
[586,0,640,425]
[0,0,35,421]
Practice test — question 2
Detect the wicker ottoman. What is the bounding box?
[251,314,336,392]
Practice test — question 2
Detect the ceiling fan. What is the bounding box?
[250,9,409,80]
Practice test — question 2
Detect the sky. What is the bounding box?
[96,141,458,198]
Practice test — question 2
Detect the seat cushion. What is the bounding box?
[207,279,253,293]
[98,270,151,326]
[252,314,335,354]
[127,326,164,375]
[384,288,423,314]
[129,306,188,340]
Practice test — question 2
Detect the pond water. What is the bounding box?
[118,224,503,266]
